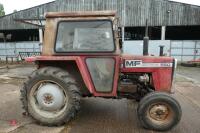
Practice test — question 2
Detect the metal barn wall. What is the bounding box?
[57,0,124,24]
[0,0,200,30]
[125,0,200,26]
[57,0,200,26]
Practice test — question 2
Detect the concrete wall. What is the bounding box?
[123,40,200,62]
[0,41,41,60]
[124,40,171,56]
[0,40,199,62]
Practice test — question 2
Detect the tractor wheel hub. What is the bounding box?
[36,83,65,111]
[43,93,54,104]
[149,104,169,121]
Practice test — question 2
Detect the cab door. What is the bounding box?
[85,56,120,96]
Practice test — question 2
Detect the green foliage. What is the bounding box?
[0,3,5,16]
[13,9,17,13]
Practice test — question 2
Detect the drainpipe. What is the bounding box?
[122,1,126,53]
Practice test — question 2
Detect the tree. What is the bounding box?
[13,9,17,13]
[0,3,5,16]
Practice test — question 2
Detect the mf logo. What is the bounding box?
[125,60,142,68]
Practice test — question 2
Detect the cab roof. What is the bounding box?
[45,11,116,18]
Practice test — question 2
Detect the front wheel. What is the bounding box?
[137,92,182,131]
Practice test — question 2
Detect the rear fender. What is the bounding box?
[26,56,94,94]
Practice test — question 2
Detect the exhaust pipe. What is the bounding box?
[143,19,149,56]
[159,45,165,56]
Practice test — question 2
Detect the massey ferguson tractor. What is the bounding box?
[20,11,182,131]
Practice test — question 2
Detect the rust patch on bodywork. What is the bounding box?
[45,11,116,18]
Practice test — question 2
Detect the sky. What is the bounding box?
[0,0,54,15]
[171,0,200,6]
[0,0,200,15]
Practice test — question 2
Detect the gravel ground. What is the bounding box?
[177,66,200,83]
[0,65,199,133]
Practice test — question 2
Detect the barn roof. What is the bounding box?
[0,0,200,30]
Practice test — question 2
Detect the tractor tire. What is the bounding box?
[20,67,81,126]
[137,92,182,131]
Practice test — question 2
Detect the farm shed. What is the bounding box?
[0,0,200,61]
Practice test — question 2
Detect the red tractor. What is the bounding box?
[21,11,181,131]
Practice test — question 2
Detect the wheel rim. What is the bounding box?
[29,80,68,119]
[147,102,174,125]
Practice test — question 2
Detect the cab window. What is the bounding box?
[55,20,115,52]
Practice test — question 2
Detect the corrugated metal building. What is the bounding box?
[1,0,200,29]
[0,0,200,61]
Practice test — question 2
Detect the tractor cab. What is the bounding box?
[42,11,120,55]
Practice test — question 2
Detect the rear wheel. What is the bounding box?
[20,67,81,126]
[137,92,182,131]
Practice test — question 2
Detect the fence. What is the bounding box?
[0,41,41,61]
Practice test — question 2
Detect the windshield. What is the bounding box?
[55,20,115,52]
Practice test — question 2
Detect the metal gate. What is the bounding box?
[170,41,200,62]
